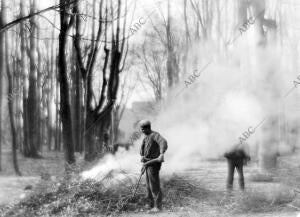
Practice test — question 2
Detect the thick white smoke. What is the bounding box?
[82,41,299,181]
[81,138,143,182]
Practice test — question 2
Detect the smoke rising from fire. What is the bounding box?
[82,43,299,180]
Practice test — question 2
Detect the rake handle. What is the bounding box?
[132,170,144,198]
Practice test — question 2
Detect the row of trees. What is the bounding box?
[0,0,132,173]
[0,0,291,175]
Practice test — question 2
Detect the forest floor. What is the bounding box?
[0,146,65,206]
[1,146,300,217]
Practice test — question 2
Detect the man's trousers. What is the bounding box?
[145,164,162,209]
[226,159,245,190]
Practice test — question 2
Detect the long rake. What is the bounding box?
[132,167,146,198]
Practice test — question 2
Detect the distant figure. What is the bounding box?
[139,120,168,213]
[103,132,110,153]
[103,132,127,154]
[111,143,119,154]
[224,143,250,191]
[24,185,33,190]
[111,142,131,154]
[109,130,140,154]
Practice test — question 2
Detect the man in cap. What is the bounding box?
[139,120,168,212]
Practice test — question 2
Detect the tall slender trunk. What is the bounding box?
[47,1,57,151]
[47,40,53,151]
[73,48,81,153]
[58,30,74,162]
[166,0,173,88]
[20,1,29,156]
[183,0,190,76]
[37,24,42,153]
[166,0,179,89]
[58,0,75,164]
[55,64,60,151]
[0,0,5,171]
[26,0,39,157]
[15,34,22,152]
[58,116,62,151]
[5,32,21,176]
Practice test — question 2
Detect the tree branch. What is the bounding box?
[0,0,78,33]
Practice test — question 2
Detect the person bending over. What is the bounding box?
[224,143,250,191]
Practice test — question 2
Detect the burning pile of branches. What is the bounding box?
[1,173,211,217]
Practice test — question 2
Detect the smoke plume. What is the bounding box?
[82,42,298,181]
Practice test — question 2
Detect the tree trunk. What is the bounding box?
[47,1,57,151]
[58,0,75,164]
[166,0,179,89]
[5,32,21,176]
[183,0,190,76]
[84,108,96,160]
[37,24,42,153]
[0,0,5,171]
[74,51,82,152]
[72,0,127,160]
[15,37,22,153]
[47,39,54,150]
[55,66,60,151]
[166,0,173,88]
[20,0,29,157]
[26,0,39,157]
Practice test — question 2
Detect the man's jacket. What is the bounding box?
[224,148,251,165]
[140,131,168,165]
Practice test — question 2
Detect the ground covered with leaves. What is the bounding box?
[0,172,213,217]
[1,169,297,217]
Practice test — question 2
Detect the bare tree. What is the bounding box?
[149,0,180,90]
[0,0,5,171]
[58,0,75,164]
[189,0,213,41]
[111,72,136,143]
[183,0,191,75]
[135,40,166,102]
[48,16,57,151]
[74,0,129,161]
[25,0,39,158]
[166,0,179,88]
[6,33,21,176]
[0,1,76,33]
[19,0,30,157]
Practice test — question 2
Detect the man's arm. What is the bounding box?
[140,139,145,156]
[140,139,148,163]
[154,132,168,155]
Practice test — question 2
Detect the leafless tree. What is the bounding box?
[58,0,76,164]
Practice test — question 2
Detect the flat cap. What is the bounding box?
[139,119,151,128]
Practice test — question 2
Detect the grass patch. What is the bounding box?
[249,173,274,182]
[213,190,294,214]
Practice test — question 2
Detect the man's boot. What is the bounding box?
[144,195,153,209]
